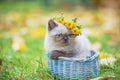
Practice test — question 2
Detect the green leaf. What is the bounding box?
[61,17,64,21]
[77,25,82,29]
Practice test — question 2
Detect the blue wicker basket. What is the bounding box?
[48,50,100,80]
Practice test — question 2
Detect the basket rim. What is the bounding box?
[56,50,99,62]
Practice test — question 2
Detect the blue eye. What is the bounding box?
[56,34,62,38]
[68,34,74,37]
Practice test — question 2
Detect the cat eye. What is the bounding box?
[68,34,75,38]
[55,34,62,38]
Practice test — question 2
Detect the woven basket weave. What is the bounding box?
[48,50,100,80]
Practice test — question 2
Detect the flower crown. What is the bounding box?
[53,17,82,35]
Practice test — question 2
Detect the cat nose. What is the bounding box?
[63,36,68,41]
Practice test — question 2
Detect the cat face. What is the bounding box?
[47,19,76,46]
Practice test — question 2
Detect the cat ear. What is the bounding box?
[48,19,58,31]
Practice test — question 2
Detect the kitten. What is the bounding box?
[44,19,92,59]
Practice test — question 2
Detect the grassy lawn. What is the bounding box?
[89,35,120,80]
[0,37,54,80]
[0,1,120,80]
[0,35,120,80]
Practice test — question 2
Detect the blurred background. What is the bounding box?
[0,0,120,80]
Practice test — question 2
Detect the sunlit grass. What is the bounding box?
[0,38,54,80]
[0,35,120,80]
[0,1,120,80]
[89,35,120,79]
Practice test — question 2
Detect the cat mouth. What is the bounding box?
[62,43,69,46]
[62,40,68,43]
[55,41,69,47]
[61,41,69,46]
[61,40,68,43]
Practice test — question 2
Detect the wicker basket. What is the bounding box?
[48,50,100,80]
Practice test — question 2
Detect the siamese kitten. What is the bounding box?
[44,19,92,59]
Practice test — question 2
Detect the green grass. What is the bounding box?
[89,35,120,53]
[0,1,63,14]
[89,35,120,79]
[0,35,120,80]
[0,1,41,13]
[0,1,120,80]
[0,37,54,80]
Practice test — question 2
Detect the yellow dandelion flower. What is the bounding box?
[57,17,63,23]
[69,24,75,29]
[65,21,74,29]
[62,20,67,25]
[55,17,82,35]
[72,22,76,27]
[70,22,76,29]
[71,28,80,35]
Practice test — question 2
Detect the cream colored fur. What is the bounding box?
[44,20,92,59]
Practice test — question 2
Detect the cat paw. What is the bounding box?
[65,53,74,57]
[50,50,65,60]
[50,53,59,60]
